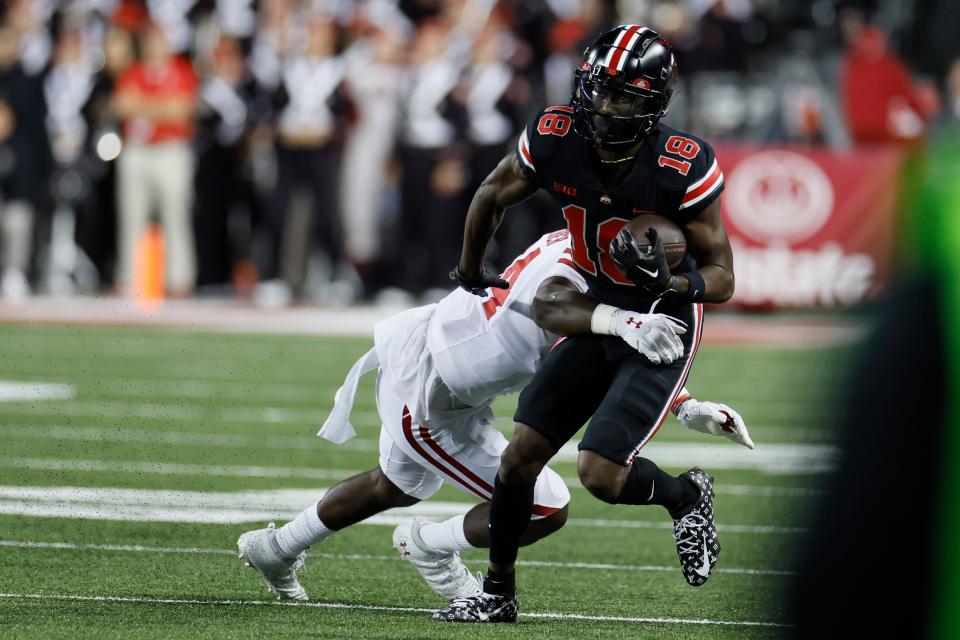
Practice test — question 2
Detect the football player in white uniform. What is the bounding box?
[237,230,752,602]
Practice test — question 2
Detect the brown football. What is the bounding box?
[623,214,687,270]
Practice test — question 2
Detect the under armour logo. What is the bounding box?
[626,317,643,327]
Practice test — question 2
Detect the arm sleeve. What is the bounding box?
[514,107,563,185]
[671,387,692,415]
[516,123,536,179]
[678,139,724,215]
[545,242,589,293]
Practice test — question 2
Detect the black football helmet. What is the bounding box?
[571,25,678,149]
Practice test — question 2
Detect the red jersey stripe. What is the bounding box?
[681,163,722,206]
[401,407,489,501]
[626,303,704,464]
[401,406,560,516]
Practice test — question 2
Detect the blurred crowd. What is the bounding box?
[0,0,958,305]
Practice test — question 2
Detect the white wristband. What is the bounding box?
[590,303,619,335]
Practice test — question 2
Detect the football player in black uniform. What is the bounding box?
[435,26,735,622]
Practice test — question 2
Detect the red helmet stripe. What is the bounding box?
[617,29,644,71]
[605,25,641,74]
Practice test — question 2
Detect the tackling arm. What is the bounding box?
[533,276,752,444]
[456,152,540,285]
[530,276,598,335]
[673,391,754,449]
[672,198,735,303]
[532,276,686,365]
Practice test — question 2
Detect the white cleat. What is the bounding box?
[237,523,309,601]
[392,517,481,601]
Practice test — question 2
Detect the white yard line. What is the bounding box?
[0,456,823,496]
[0,457,358,481]
[0,382,75,402]
[0,485,807,533]
[0,370,830,421]
[0,592,791,627]
[0,424,837,473]
[91,378,350,403]
[0,400,379,426]
[0,425,351,451]
[0,294,865,350]
[0,540,797,576]
[0,367,824,411]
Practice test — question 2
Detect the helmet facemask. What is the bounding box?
[572,70,669,150]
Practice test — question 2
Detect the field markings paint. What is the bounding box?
[0,425,357,451]
[0,457,358,481]
[0,400,378,426]
[0,382,74,402]
[9,372,823,414]
[0,593,791,627]
[0,540,797,577]
[0,456,823,497]
[0,366,828,418]
[0,425,837,474]
[92,378,350,403]
[0,396,828,433]
[0,486,807,533]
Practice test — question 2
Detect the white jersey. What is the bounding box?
[427,230,587,408]
[318,229,586,444]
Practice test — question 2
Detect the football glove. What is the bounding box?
[450,266,509,297]
[676,399,755,449]
[610,311,686,365]
[610,227,672,294]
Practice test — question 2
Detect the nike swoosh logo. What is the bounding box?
[637,266,659,278]
[477,603,510,621]
[694,540,711,578]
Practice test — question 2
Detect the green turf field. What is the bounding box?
[0,323,850,639]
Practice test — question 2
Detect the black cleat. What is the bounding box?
[670,468,720,587]
[432,591,519,623]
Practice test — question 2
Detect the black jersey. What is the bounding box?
[516,105,724,311]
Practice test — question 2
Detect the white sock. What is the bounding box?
[417,514,477,553]
[273,501,333,557]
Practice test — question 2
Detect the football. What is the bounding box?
[623,214,687,270]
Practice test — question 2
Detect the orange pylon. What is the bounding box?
[133,222,165,310]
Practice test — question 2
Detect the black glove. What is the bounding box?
[609,227,672,294]
[450,266,509,297]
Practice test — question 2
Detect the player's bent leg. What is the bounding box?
[393,516,482,601]
[238,466,420,601]
[433,429,564,624]
[488,423,557,576]
[577,450,696,512]
[462,460,571,547]
[237,523,310,601]
[577,451,720,586]
[461,501,569,547]
[378,428,483,601]
[669,468,720,587]
[576,450,631,504]
[319,467,419,530]
[497,423,557,487]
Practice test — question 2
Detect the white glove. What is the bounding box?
[604,308,686,365]
[676,399,755,449]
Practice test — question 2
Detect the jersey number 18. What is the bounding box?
[561,205,632,285]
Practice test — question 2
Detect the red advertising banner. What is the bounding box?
[714,144,903,308]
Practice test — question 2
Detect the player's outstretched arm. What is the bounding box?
[455,152,540,293]
[532,277,603,335]
[673,390,755,449]
[532,277,686,365]
[674,198,735,303]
